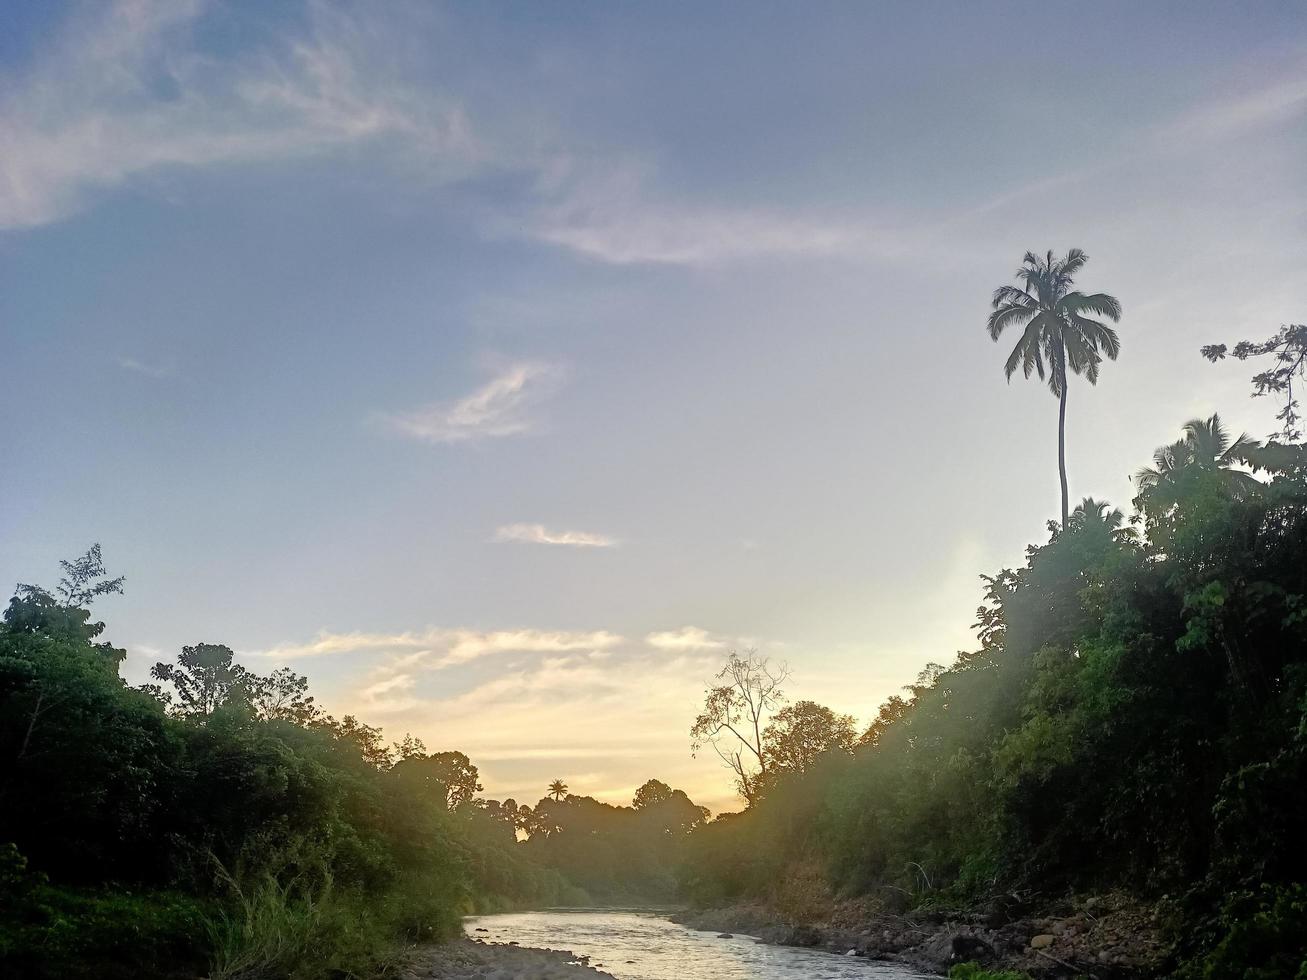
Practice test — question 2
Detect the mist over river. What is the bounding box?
[463,910,928,980]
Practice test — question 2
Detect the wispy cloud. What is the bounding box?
[646,625,726,652]
[2,1,885,271]
[493,523,617,548]
[116,355,175,378]
[262,625,622,668]
[520,160,875,267]
[355,672,419,714]
[1157,68,1307,144]
[378,362,562,444]
[0,0,479,230]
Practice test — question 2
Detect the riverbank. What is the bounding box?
[672,892,1170,978]
[401,936,619,980]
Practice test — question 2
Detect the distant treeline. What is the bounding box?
[0,556,709,978]
[677,417,1307,979]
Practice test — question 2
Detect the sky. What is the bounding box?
[2,0,1306,813]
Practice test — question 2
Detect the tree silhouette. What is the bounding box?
[761,699,857,779]
[632,778,673,810]
[1067,496,1125,531]
[393,750,483,809]
[149,643,252,720]
[988,249,1122,527]
[548,779,568,801]
[690,649,788,805]
[1202,323,1307,441]
[1134,413,1261,516]
[16,543,125,610]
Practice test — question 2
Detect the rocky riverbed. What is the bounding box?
[400,937,618,980]
[672,892,1171,978]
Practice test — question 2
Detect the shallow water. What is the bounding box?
[463,909,928,980]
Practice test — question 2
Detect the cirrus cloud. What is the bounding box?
[492,523,617,548]
[0,0,480,231]
[645,625,726,652]
[261,625,622,669]
[377,362,563,444]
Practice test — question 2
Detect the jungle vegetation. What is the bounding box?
[677,412,1307,978]
[0,560,709,978]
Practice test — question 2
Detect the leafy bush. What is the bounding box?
[1177,885,1307,980]
[948,964,1031,980]
[0,864,209,980]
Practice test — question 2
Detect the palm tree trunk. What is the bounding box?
[1057,346,1069,527]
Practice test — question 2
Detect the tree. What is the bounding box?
[548,779,569,801]
[326,714,393,769]
[633,785,709,835]
[16,543,124,610]
[988,249,1123,527]
[690,649,788,805]
[249,666,321,725]
[858,694,911,747]
[632,778,673,809]
[392,732,428,761]
[392,750,483,809]
[1202,323,1307,441]
[761,700,857,778]
[1067,496,1124,532]
[1134,414,1261,516]
[12,546,126,665]
[149,643,252,719]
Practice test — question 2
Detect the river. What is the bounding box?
[463,910,929,980]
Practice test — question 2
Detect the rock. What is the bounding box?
[952,933,994,960]
[716,933,733,939]
[1030,933,1055,949]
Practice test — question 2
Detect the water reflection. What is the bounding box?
[464,910,929,980]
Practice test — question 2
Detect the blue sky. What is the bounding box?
[2,0,1306,810]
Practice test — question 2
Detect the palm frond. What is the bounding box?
[1062,248,1088,277]
[988,302,1037,340]
[1063,290,1123,323]
[1003,334,1029,380]
[1042,334,1065,396]
[991,285,1035,309]
[1006,315,1047,378]
[1135,465,1162,490]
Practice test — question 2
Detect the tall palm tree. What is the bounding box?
[547,779,568,801]
[988,249,1123,527]
[1135,414,1261,513]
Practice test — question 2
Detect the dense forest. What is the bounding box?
[0,562,710,978]
[5,310,1307,977]
[679,415,1307,978]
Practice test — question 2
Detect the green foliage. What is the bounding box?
[0,847,208,980]
[1177,885,1307,980]
[682,415,1307,976]
[205,868,462,980]
[948,963,1031,980]
[0,547,708,976]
